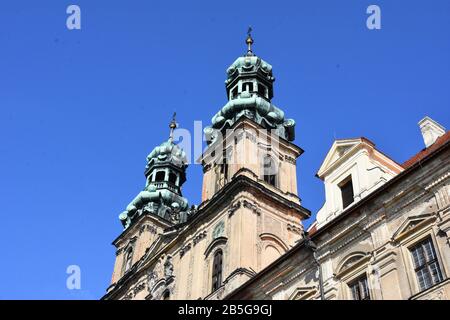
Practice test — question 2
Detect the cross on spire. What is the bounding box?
[246,26,254,56]
[169,112,177,141]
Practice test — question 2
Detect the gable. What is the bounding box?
[317,138,364,179]
[288,286,317,300]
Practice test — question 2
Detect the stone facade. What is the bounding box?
[104,118,311,299]
[227,126,450,300]
[103,37,450,300]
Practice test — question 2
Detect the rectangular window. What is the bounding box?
[410,237,443,291]
[349,275,370,300]
[222,150,229,182]
[340,177,354,209]
[263,156,277,187]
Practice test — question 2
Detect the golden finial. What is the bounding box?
[169,112,177,141]
[246,26,254,56]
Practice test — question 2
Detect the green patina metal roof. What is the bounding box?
[117,31,297,231]
[203,30,296,144]
[205,64,295,143]
[119,115,195,230]
[145,138,188,170]
[225,55,273,85]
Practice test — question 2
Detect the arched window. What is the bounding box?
[168,172,177,185]
[155,171,165,182]
[211,250,223,292]
[124,247,133,273]
[263,155,277,187]
[262,244,281,269]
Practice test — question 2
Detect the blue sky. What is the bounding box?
[0,0,449,299]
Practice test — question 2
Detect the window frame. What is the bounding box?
[262,155,278,188]
[211,249,223,292]
[409,236,444,292]
[123,247,134,275]
[396,221,447,296]
[335,252,374,300]
[339,175,354,209]
[348,274,371,300]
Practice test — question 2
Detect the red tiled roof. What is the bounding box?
[402,131,450,168]
[307,223,318,236]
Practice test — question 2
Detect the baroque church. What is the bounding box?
[103,33,450,300]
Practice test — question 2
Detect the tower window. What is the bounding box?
[124,247,133,274]
[349,275,370,300]
[168,172,177,185]
[215,150,229,192]
[242,82,254,92]
[211,250,223,292]
[263,155,277,187]
[221,150,229,182]
[340,177,354,209]
[231,86,238,99]
[220,164,228,182]
[410,237,443,291]
[155,171,165,182]
[258,84,267,98]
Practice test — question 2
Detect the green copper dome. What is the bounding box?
[225,56,274,85]
[119,116,196,229]
[146,139,188,170]
[204,33,296,144]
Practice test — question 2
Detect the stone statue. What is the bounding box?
[164,257,174,278]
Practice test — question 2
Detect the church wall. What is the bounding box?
[130,187,305,300]
[201,119,302,204]
[110,216,168,286]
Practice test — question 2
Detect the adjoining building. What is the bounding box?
[103,34,450,300]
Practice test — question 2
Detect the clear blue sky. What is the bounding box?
[0,0,449,299]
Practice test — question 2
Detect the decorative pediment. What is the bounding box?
[288,286,317,300]
[392,213,436,242]
[317,139,366,179]
[204,236,228,257]
[139,236,164,267]
[259,233,289,252]
[335,252,371,278]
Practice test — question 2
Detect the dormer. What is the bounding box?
[315,138,404,228]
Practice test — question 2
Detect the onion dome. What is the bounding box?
[145,139,188,170]
[204,29,296,144]
[119,114,196,229]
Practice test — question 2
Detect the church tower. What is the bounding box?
[104,32,310,300]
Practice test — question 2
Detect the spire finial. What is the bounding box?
[246,26,254,56]
[169,112,177,141]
